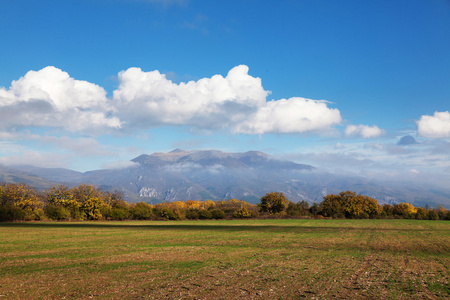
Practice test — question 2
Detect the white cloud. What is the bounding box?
[345,124,383,138]
[113,65,341,134]
[234,97,341,134]
[113,65,268,129]
[417,111,450,138]
[0,66,121,133]
[2,65,343,136]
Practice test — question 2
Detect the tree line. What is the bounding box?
[0,183,449,221]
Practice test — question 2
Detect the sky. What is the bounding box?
[0,0,450,187]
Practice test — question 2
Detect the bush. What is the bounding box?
[131,202,153,220]
[110,208,130,220]
[210,209,225,219]
[198,209,212,219]
[156,207,177,220]
[233,207,252,218]
[428,210,439,220]
[67,204,84,220]
[185,209,199,220]
[45,205,70,220]
[0,205,25,221]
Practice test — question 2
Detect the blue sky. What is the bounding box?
[1,0,450,187]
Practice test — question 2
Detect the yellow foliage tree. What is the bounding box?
[81,197,107,220]
[320,191,382,219]
[260,192,289,214]
[393,203,417,217]
[47,185,78,207]
[185,200,202,209]
[1,183,42,210]
[204,200,216,209]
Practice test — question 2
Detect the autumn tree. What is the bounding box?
[320,191,382,219]
[70,184,103,204]
[393,203,417,219]
[259,192,289,214]
[81,197,107,220]
[0,183,44,221]
[286,200,311,217]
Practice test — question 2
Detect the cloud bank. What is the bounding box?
[417,111,450,138]
[1,65,343,136]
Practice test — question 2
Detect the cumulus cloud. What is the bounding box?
[234,98,341,134]
[345,124,383,138]
[0,66,121,133]
[2,65,343,136]
[113,65,341,134]
[113,65,268,129]
[417,111,450,138]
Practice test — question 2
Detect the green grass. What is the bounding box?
[0,219,449,299]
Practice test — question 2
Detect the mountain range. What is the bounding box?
[2,149,450,208]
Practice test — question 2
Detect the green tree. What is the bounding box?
[260,192,289,214]
[131,202,153,220]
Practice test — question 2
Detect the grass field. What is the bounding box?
[0,219,449,299]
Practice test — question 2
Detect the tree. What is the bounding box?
[81,197,106,220]
[233,206,252,218]
[260,192,289,214]
[309,202,320,216]
[393,203,417,218]
[70,184,103,204]
[0,183,44,220]
[320,191,382,219]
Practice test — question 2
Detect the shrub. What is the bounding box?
[0,205,25,221]
[185,209,199,220]
[198,209,212,219]
[45,205,70,220]
[156,207,177,220]
[110,208,130,220]
[233,207,252,218]
[131,202,153,220]
[428,210,439,220]
[210,209,225,219]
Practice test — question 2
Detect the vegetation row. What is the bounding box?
[0,183,449,222]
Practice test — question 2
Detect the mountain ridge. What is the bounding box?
[1,149,449,208]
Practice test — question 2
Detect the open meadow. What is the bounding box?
[0,219,449,299]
